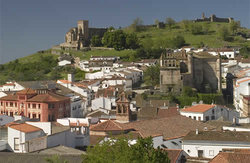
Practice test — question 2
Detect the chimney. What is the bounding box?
[68,73,75,83]
[248,83,250,95]
[196,129,199,135]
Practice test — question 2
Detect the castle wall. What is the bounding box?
[88,28,107,39]
[160,68,182,94]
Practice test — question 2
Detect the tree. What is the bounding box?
[190,23,203,35]
[230,21,240,35]
[202,22,210,34]
[82,137,170,163]
[144,64,160,87]
[182,86,197,97]
[218,25,230,41]
[168,35,185,49]
[165,17,176,30]
[181,20,191,31]
[130,17,144,32]
[102,30,127,50]
[91,35,102,47]
[125,33,140,49]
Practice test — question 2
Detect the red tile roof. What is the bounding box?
[90,120,132,132]
[181,104,215,113]
[164,149,182,163]
[210,150,250,163]
[3,83,15,86]
[157,107,180,118]
[0,94,18,101]
[27,92,69,102]
[58,80,71,84]
[8,123,42,133]
[124,115,215,140]
[17,88,37,95]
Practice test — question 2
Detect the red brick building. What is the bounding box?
[0,88,70,122]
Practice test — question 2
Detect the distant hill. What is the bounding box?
[0,21,249,84]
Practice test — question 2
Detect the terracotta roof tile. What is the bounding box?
[123,115,215,140]
[164,149,182,163]
[16,88,36,95]
[58,80,71,84]
[210,150,250,163]
[90,120,132,132]
[0,94,18,101]
[181,104,215,113]
[3,83,15,86]
[9,123,42,133]
[157,107,180,118]
[27,92,69,102]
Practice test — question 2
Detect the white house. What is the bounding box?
[7,120,90,153]
[8,123,46,153]
[233,76,250,116]
[207,48,236,59]
[0,92,7,98]
[66,94,87,118]
[0,82,24,92]
[182,130,250,159]
[58,60,72,66]
[180,104,239,122]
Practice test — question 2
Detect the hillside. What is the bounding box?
[0,21,250,84]
[133,21,250,48]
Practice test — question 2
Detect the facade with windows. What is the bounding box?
[0,88,70,122]
[182,131,250,159]
[180,104,239,122]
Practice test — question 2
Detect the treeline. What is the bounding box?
[0,54,85,84]
[91,27,140,50]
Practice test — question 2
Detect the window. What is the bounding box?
[32,113,36,119]
[209,150,214,156]
[211,116,215,120]
[10,102,13,107]
[28,103,30,108]
[48,103,55,109]
[198,150,204,157]
[38,104,41,109]
[212,109,214,114]
[32,104,36,109]
[198,117,201,121]
[189,116,191,118]
[171,141,178,146]
[14,138,20,150]
[193,116,196,120]
[205,116,209,121]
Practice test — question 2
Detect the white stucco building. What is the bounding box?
[58,60,72,66]
[182,131,250,159]
[208,48,236,59]
[233,76,250,116]
[180,104,239,122]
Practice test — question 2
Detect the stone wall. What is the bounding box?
[160,68,182,94]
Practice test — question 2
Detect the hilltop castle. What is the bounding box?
[195,13,233,23]
[160,49,221,94]
[60,20,107,50]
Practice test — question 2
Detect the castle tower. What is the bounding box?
[160,52,183,94]
[116,92,131,123]
[77,20,89,48]
[202,12,205,19]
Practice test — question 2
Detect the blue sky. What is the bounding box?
[0,0,249,64]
